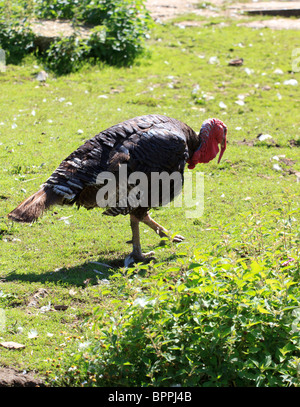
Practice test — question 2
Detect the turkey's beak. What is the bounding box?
[218,136,226,164]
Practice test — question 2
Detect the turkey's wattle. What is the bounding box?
[187,118,227,169]
[8,114,227,264]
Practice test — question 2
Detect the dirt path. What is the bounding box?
[146,0,300,29]
[146,0,201,20]
[146,0,227,20]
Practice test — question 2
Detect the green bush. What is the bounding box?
[0,22,34,64]
[48,205,300,387]
[51,259,299,387]
[33,0,79,20]
[86,1,151,65]
[45,35,90,74]
[0,0,35,64]
[0,0,152,73]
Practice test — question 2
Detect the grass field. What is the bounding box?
[0,17,299,386]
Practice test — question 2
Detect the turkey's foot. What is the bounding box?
[159,234,185,246]
[124,251,155,267]
[172,234,185,243]
[142,214,184,244]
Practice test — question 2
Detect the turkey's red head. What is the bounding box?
[187,118,227,169]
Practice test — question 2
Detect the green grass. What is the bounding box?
[0,18,299,386]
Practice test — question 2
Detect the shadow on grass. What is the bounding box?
[2,255,124,287]
[1,243,177,287]
[1,228,183,288]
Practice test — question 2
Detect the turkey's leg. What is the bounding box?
[142,213,168,238]
[130,214,143,261]
[128,214,155,263]
[142,213,185,243]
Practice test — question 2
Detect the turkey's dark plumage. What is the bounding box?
[45,114,194,218]
[8,114,227,264]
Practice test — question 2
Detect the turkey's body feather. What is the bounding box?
[42,114,197,219]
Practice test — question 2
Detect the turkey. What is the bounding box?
[8,114,227,264]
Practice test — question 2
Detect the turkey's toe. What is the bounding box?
[124,251,155,267]
[143,250,155,258]
[124,253,135,268]
[172,234,185,243]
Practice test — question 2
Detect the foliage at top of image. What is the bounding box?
[0,0,152,74]
[34,0,146,25]
[0,1,35,64]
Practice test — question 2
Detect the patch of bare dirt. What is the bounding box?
[146,0,232,20]
[146,0,300,30]
[146,0,200,20]
[0,367,44,387]
[32,19,90,39]
[32,19,91,51]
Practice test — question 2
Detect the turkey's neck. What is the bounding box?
[186,126,212,169]
[185,127,202,158]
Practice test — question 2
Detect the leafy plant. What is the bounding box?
[0,0,152,73]
[86,0,151,66]
[33,0,79,20]
[0,1,35,64]
[45,35,90,74]
[50,207,300,387]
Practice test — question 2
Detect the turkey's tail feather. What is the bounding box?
[7,187,62,223]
